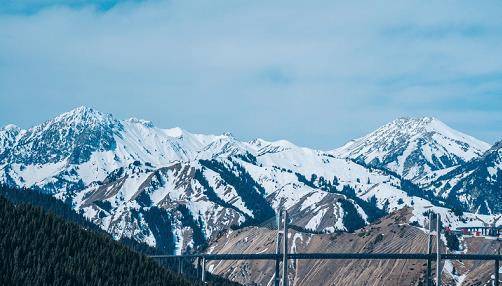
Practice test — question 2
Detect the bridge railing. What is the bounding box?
[150,250,501,285]
[150,211,501,286]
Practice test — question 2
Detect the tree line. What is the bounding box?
[0,185,239,285]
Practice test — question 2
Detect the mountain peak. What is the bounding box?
[27,106,122,136]
[2,124,21,131]
[378,117,488,148]
[3,107,122,165]
[396,116,436,122]
[388,116,440,130]
[72,105,94,113]
[333,116,490,181]
[52,106,116,126]
[63,106,100,118]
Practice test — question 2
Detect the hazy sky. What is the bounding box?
[1,0,501,149]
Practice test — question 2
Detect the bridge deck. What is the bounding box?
[150,252,502,261]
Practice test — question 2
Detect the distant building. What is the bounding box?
[455,226,502,237]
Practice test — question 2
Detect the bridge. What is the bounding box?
[150,211,502,286]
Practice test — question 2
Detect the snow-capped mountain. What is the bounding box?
[430,141,502,214]
[332,117,490,182]
[0,107,499,254]
[0,124,24,156]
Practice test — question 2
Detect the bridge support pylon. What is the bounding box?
[427,212,433,286]
[436,213,442,286]
[274,210,282,286]
[282,210,289,286]
[201,257,206,284]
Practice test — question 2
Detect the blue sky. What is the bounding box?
[0,0,501,149]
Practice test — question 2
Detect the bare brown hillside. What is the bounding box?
[453,237,500,286]
[205,208,500,286]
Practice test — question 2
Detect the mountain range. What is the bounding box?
[0,107,500,254]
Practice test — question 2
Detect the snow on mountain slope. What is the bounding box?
[0,124,24,156]
[73,160,250,251]
[72,153,402,249]
[0,107,498,254]
[0,108,248,188]
[429,141,502,214]
[332,117,490,182]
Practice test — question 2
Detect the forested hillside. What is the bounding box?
[0,185,102,232]
[0,195,193,286]
[0,185,173,256]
